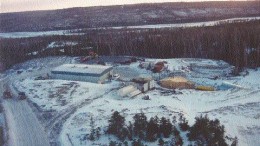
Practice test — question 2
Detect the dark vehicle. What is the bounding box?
[131,57,137,62]
[97,61,106,66]
[3,90,12,99]
[18,92,26,100]
[17,70,23,74]
[142,95,150,100]
[35,76,45,80]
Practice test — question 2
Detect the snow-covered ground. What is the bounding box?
[14,79,120,112]
[0,74,50,146]
[2,99,50,146]
[1,17,259,38]
[47,41,78,49]
[0,30,84,38]
[5,57,259,146]
[0,56,76,146]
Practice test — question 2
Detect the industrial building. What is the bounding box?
[117,77,155,98]
[51,64,113,83]
[132,77,155,92]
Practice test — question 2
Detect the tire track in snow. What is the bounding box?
[47,87,120,146]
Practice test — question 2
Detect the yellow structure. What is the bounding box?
[195,86,215,91]
[160,76,195,89]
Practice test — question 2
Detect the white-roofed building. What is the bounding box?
[51,64,113,83]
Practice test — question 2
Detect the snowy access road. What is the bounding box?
[2,100,50,146]
[0,77,50,146]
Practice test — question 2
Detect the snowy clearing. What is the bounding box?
[5,57,259,146]
[0,30,84,38]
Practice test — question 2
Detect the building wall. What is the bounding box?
[143,82,149,92]
[149,80,155,89]
[51,73,99,83]
[98,70,113,83]
[51,69,113,83]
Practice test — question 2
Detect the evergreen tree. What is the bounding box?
[231,136,238,146]
[133,112,148,139]
[146,117,159,141]
[170,134,183,146]
[175,135,183,146]
[89,116,96,141]
[127,121,134,140]
[188,115,228,146]
[131,139,137,146]
[172,116,177,125]
[158,138,164,146]
[172,126,180,137]
[0,126,4,146]
[118,127,129,141]
[109,141,117,146]
[123,141,129,146]
[131,139,145,146]
[107,111,125,136]
[170,127,183,146]
[179,117,189,131]
[160,117,172,138]
[96,127,101,139]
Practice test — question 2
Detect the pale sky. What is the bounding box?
[0,0,244,13]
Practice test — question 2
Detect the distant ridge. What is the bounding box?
[0,1,259,32]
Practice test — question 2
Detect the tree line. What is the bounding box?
[1,21,259,73]
[85,111,237,146]
[91,21,260,74]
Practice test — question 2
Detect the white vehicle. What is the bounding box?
[112,73,120,80]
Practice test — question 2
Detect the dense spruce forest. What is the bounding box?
[0,20,260,73]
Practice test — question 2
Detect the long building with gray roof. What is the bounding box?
[51,64,113,83]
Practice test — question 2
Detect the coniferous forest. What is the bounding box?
[0,20,259,73]
[86,111,232,146]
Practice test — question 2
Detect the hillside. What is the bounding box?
[0,1,260,32]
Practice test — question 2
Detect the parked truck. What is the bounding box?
[18,92,26,100]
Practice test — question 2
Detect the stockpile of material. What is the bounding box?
[195,86,215,91]
[160,76,195,89]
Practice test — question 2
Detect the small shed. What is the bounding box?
[132,77,155,92]
[160,76,195,89]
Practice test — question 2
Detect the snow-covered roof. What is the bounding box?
[51,64,113,77]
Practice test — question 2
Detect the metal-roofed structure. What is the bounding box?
[51,64,113,83]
